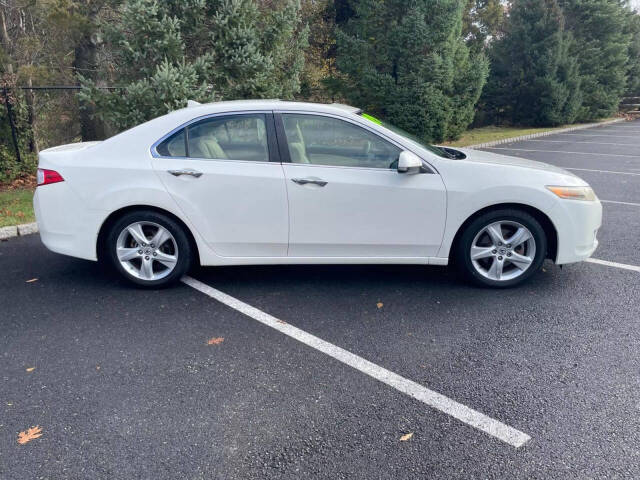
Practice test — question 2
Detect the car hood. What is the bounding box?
[454,147,576,176]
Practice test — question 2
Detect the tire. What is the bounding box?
[455,209,547,288]
[106,210,193,288]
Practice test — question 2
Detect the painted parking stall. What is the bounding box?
[182,275,531,448]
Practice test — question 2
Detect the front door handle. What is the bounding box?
[168,169,203,178]
[291,178,328,187]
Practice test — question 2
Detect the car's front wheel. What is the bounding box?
[106,211,192,287]
[455,209,547,288]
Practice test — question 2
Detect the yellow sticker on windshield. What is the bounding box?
[361,113,382,125]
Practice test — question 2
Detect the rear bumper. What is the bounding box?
[551,198,602,264]
[34,184,105,261]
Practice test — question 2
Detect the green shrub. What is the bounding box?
[1,89,37,184]
[0,147,37,184]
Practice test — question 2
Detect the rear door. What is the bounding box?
[151,112,289,257]
[276,112,447,258]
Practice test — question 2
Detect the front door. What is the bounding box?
[277,113,447,258]
[152,112,288,257]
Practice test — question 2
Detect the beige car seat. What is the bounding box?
[286,121,310,163]
[288,142,310,164]
[191,136,228,159]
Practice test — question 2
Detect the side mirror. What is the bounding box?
[397,151,423,174]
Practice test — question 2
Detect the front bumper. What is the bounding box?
[551,198,602,264]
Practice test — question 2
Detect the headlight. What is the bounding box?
[546,186,597,201]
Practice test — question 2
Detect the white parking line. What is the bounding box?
[486,147,640,159]
[558,133,639,138]
[586,258,640,273]
[596,131,640,135]
[596,126,640,129]
[522,139,640,146]
[601,199,640,207]
[181,275,531,448]
[596,125,640,127]
[564,167,640,177]
[595,130,640,134]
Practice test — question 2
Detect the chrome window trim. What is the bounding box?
[283,162,405,174]
[150,110,272,162]
[147,155,282,166]
[275,110,438,174]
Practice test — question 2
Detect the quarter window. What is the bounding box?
[281,114,401,169]
[156,129,186,157]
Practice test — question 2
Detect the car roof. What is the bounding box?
[179,99,362,116]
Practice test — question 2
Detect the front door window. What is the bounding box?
[281,114,401,169]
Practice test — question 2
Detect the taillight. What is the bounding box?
[37,168,64,186]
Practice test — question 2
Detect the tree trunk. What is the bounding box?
[25,76,38,153]
[0,8,13,75]
[3,87,21,163]
[73,33,105,141]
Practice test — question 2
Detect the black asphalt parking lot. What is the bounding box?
[2,120,640,479]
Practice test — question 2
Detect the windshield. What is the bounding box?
[359,113,454,159]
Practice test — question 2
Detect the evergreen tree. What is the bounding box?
[335,0,488,143]
[482,0,581,126]
[334,0,355,25]
[558,0,631,120]
[624,11,640,97]
[80,0,308,132]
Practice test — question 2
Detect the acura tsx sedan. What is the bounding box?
[34,100,601,288]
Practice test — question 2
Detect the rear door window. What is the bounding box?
[187,114,268,162]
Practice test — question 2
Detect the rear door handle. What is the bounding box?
[168,169,203,178]
[291,178,328,187]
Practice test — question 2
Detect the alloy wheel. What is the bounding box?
[115,221,179,281]
[470,221,536,282]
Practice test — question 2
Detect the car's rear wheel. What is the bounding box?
[106,211,192,287]
[455,209,547,288]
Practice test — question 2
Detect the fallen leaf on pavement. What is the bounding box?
[17,426,43,444]
[207,337,224,345]
[25,278,38,283]
[399,432,413,442]
[376,302,384,309]
[26,367,35,372]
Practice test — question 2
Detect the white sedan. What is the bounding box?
[34,100,601,288]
